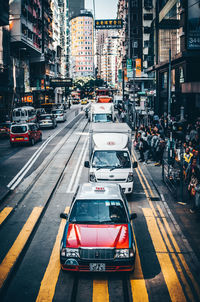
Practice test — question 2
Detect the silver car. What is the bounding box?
[51,109,67,122]
[38,114,57,129]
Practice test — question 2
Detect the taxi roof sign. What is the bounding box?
[95,187,105,192]
[95,19,123,30]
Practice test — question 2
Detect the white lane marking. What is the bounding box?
[66,136,88,193]
[71,141,88,193]
[7,111,83,190]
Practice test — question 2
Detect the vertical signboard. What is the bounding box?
[187,0,200,49]
[135,59,141,77]
[127,59,133,78]
[118,69,122,83]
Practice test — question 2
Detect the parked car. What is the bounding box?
[51,109,67,122]
[10,123,42,146]
[0,121,12,138]
[60,183,137,272]
[38,114,57,129]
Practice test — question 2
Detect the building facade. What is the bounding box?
[147,0,200,120]
[0,0,11,120]
[69,10,94,79]
[96,30,118,87]
[69,0,85,20]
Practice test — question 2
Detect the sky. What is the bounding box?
[85,0,118,19]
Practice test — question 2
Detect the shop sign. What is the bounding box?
[118,69,122,83]
[187,0,200,49]
[50,78,73,87]
[95,19,123,30]
[135,59,141,77]
[127,59,133,78]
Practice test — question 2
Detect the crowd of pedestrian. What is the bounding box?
[133,115,200,214]
[133,121,166,166]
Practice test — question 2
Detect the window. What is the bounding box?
[144,27,151,34]
[131,0,137,7]
[144,40,149,48]
[144,0,152,9]
[144,14,153,21]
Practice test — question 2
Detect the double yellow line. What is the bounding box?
[132,150,200,302]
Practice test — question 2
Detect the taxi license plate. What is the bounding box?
[89,263,105,272]
[16,138,23,141]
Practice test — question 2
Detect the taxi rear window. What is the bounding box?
[11,125,27,133]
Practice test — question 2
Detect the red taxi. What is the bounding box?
[60,183,137,272]
[0,122,12,138]
[10,123,42,146]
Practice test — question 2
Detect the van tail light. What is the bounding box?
[60,114,63,116]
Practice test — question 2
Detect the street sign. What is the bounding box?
[127,59,133,78]
[50,78,73,87]
[118,69,122,83]
[135,59,141,77]
[95,19,123,30]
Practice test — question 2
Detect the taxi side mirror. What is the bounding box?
[130,213,137,220]
[60,213,68,219]
[84,161,90,168]
[133,162,138,169]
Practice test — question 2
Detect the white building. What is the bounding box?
[69,10,94,79]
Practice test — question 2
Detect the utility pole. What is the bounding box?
[168,48,171,123]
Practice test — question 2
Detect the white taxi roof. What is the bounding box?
[76,183,122,200]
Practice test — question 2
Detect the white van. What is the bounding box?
[89,103,115,123]
[12,106,37,123]
[84,123,137,194]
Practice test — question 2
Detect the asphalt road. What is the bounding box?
[0,112,200,302]
[0,105,85,201]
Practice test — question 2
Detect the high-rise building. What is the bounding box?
[96,30,118,87]
[69,10,94,79]
[69,0,84,20]
[0,0,11,120]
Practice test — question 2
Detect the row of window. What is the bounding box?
[77,67,93,70]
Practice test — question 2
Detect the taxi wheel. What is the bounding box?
[30,138,35,146]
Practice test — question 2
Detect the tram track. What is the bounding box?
[0,116,89,298]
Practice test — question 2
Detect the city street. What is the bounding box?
[0,111,200,302]
[0,0,200,301]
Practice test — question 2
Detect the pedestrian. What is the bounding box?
[154,134,166,166]
[121,110,125,122]
[185,157,200,213]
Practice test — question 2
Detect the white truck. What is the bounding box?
[84,123,137,194]
[89,103,115,123]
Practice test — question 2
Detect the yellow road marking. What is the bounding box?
[36,207,69,302]
[157,205,200,301]
[0,207,13,225]
[132,157,157,217]
[130,229,149,302]
[143,208,186,302]
[0,207,43,288]
[132,151,155,198]
[93,279,109,302]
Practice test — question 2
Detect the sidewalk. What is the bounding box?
[133,146,200,260]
